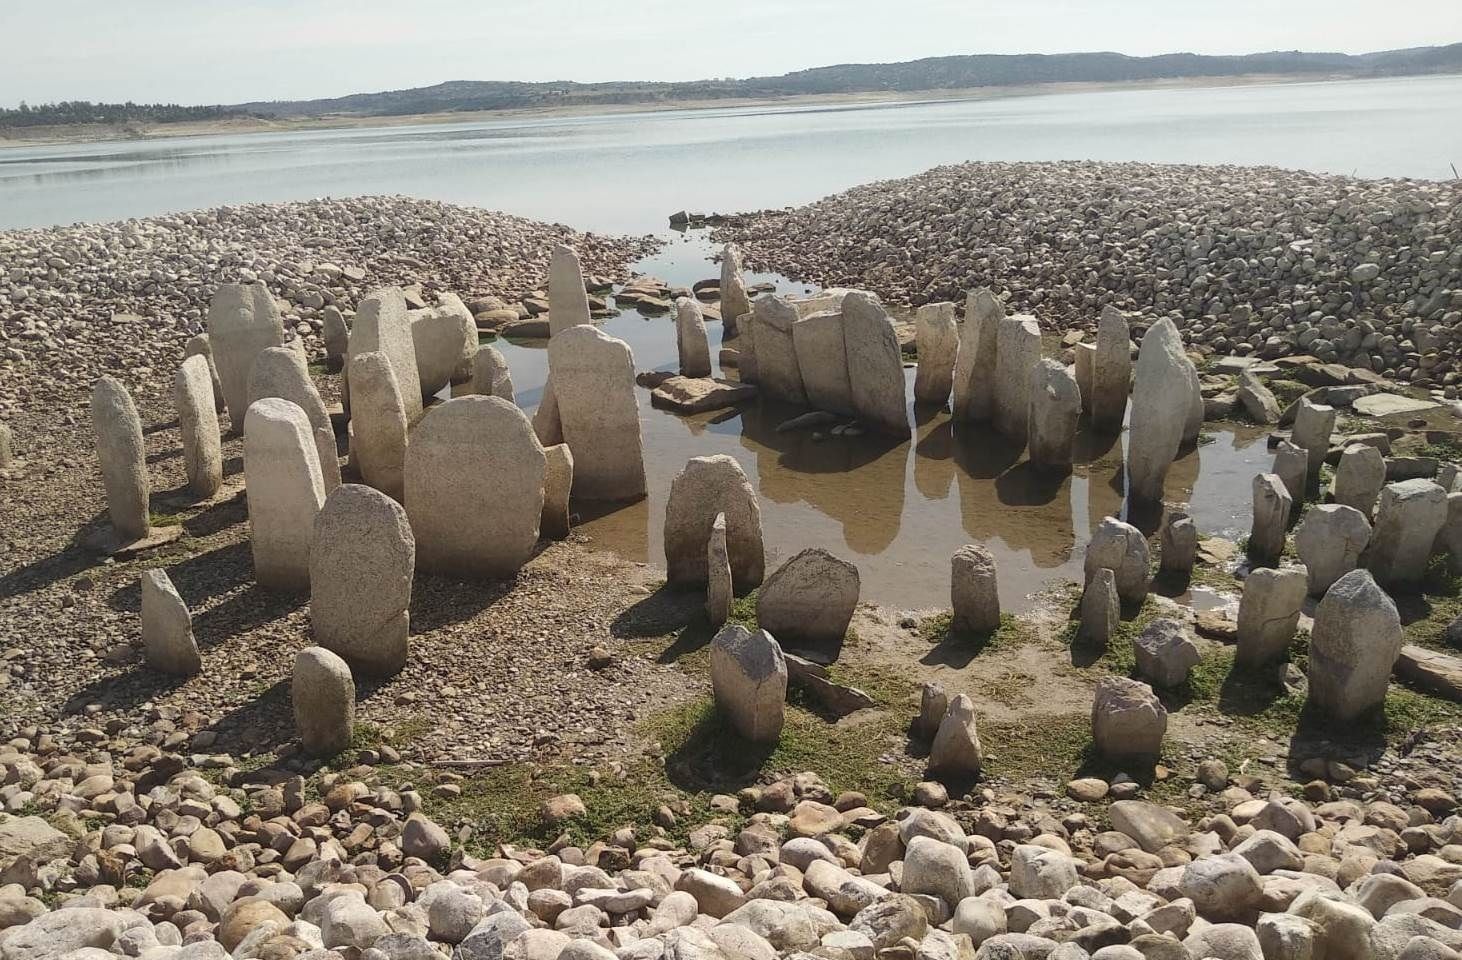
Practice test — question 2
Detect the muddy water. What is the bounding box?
[487,233,1271,611]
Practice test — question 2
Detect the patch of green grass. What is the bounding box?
[148,511,182,528]
[1396,562,1462,653]
[918,612,1038,655]
[1269,379,1308,404]
[1419,437,1462,462]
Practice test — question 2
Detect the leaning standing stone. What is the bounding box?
[952,288,1002,422]
[348,287,423,420]
[1236,566,1308,667]
[928,694,983,779]
[406,396,546,579]
[1308,570,1402,722]
[1091,305,1131,431]
[141,569,200,676]
[1079,568,1120,647]
[91,377,151,543]
[1272,440,1308,505]
[993,314,1042,442]
[549,243,593,336]
[1291,397,1337,488]
[1084,517,1150,607]
[1236,368,1281,424]
[706,513,732,627]
[471,343,516,403]
[183,333,227,413]
[1092,677,1167,759]
[1366,479,1448,587]
[913,302,957,406]
[548,325,646,501]
[720,244,752,337]
[757,548,860,646]
[244,398,327,591]
[249,346,338,494]
[675,297,713,378]
[208,282,286,432]
[1294,504,1371,596]
[1027,358,1081,467]
[710,625,787,743]
[950,544,1000,634]
[1127,319,1191,502]
[664,455,765,590]
[311,484,415,677]
[175,356,223,499]
[841,292,910,437]
[1159,511,1197,578]
[1332,444,1386,516]
[293,647,355,757]
[1248,474,1292,568]
[541,443,575,540]
[348,351,409,502]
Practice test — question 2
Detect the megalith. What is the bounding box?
[322,306,349,369]
[710,625,787,743]
[183,333,227,414]
[1079,568,1120,647]
[244,398,327,592]
[1127,319,1191,502]
[348,287,423,419]
[951,544,1000,634]
[207,282,286,432]
[1160,512,1198,578]
[664,455,765,590]
[720,244,752,337]
[1091,305,1132,432]
[541,443,575,541]
[411,292,477,397]
[1074,342,1096,413]
[1237,369,1280,425]
[757,548,860,646]
[1084,517,1151,607]
[1027,358,1081,468]
[1332,444,1386,517]
[792,311,855,416]
[1291,397,1337,488]
[549,243,593,336]
[293,647,355,758]
[1308,570,1402,722]
[1236,565,1308,667]
[928,694,983,779]
[91,377,151,543]
[347,351,409,502]
[1133,618,1201,688]
[952,288,1002,422]
[471,343,516,403]
[248,345,338,494]
[675,297,713,378]
[842,291,910,437]
[1092,677,1166,759]
[1182,357,1203,448]
[993,314,1042,442]
[707,513,732,628]
[1273,440,1308,505]
[1248,474,1292,568]
[175,356,223,499]
[1294,504,1371,596]
[547,325,646,501]
[1367,479,1448,587]
[750,295,807,405]
[914,302,958,406]
[141,568,200,676]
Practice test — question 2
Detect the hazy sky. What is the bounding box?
[4,0,1460,106]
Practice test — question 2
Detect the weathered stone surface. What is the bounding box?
[549,243,593,336]
[348,351,409,502]
[710,625,787,743]
[1308,569,1402,722]
[1237,369,1281,424]
[1134,618,1201,688]
[928,694,983,779]
[1128,319,1191,502]
[706,513,732,627]
[533,378,564,446]
[953,288,1002,422]
[249,345,338,493]
[951,544,1000,634]
[750,295,807,404]
[901,834,976,907]
[322,306,349,368]
[650,376,756,414]
[1367,479,1448,587]
[541,443,574,540]
[1440,491,1462,569]
[757,548,860,646]
[993,314,1041,441]
[471,343,516,403]
[140,569,200,676]
[792,311,855,416]
[1394,645,1462,702]
[1085,517,1151,606]
[1092,676,1166,758]
[1074,342,1096,413]
[293,646,355,758]
[311,484,415,677]
[1236,565,1308,667]
[175,356,223,499]
[1079,568,1120,647]
[842,292,910,437]
[1295,504,1372,596]
[411,292,477,396]
[664,455,764,589]
[348,286,423,419]
[183,333,227,414]
[244,398,326,591]
[1354,393,1440,417]
[914,302,957,405]
[675,297,713,378]
[918,682,949,740]
[1110,800,1190,854]
[405,396,546,580]
[1027,357,1081,467]
[720,244,752,336]
[1292,397,1337,487]
[0,423,10,469]
[1249,473,1293,567]
[91,377,151,542]
[1333,443,1387,516]
[1092,305,1132,431]
[1160,511,1198,576]
[548,325,646,501]
[208,282,286,432]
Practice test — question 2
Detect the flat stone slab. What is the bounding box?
[651,376,757,413]
[1213,357,1281,376]
[1395,644,1462,701]
[83,524,184,558]
[1353,394,1441,417]
[500,318,552,339]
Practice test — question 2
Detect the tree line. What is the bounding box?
[0,100,256,128]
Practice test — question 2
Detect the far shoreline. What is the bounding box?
[3,71,1454,149]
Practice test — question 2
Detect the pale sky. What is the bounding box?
[3,0,1460,107]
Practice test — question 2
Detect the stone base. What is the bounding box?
[84,524,184,558]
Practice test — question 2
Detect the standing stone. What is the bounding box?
[293,647,355,758]
[175,356,224,499]
[1078,568,1120,647]
[706,514,732,627]
[1437,492,1462,569]
[1160,512,1198,577]
[141,569,200,676]
[720,244,752,337]
[471,344,516,403]
[1092,305,1132,431]
[91,377,151,543]
[918,682,949,739]
[710,625,786,743]
[244,398,326,592]
[1027,358,1081,467]
[952,288,1002,422]
[249,346,338,494]
[208,282,286,432]
[842,292,910,437]
[675,298,713,378]
[533,380,565,446]
[914,302,958,406]
[664,455,765,589]
[750,296,807,404]
[1333,444,1387,516]
[928,694,983,779]
[322,307,349,369]
[1308,570,1402,722]
[314,426,342,494]
[757,548,860,646]
[348,287,423,419]
[1092,677,1167,759]
[1237,369,1281,424]
[1128,319,1191,502]
[1084,517,1151,607]
[950,545,1000,634]
[793,311,855,416]
[183,334,227,414]
[548,325,646,501]
[406,396,546,579]
[1182,358,1204,447]
[1367,479,1449,587]
[311,484,415,678]
[1249,474,1292,567]
[1236,566,1309,667]
[1292,398,1337,487]
[348,352,409,502]
[993,314,1042,442]
[1074,342,1096,413]
[1295,504,1372,596]
[549,244,593,336]
[541,443,574,540]
[411,293,477,396]
[1133,618,1201,688]
[1273,441,1308,505]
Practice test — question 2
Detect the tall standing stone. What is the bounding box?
[993,315,1042,442]
[1127,319,1191,503]
[348,351,409,502]
[1092,306,1132,431]
[321,306,349,370]
[1273,441,1308,505]
[751,296,807,405]
[757,548,860,646]
[548,325,646,501]
[293,647,355,758]
[675,298,713,378]
[951,544,1000,634]
[1332,444,1386,516]
[141,569,201,676]
[471,344,516,403]
[1074,342,1096,413]
[549,244,593,336]
[1308,570,1402,722]
[1291,398,1337,488]
[1027,358,1081,468]
[208,282,287,432]
[348,287,423,420]
[311,484,415,678]
[1160,512,1198,578]
[952,288,1002,422]
[928,694,983,779]
[1366,479,1448,587]
[1182,357,1203,448]
[664,455,765,589]
[1294,504,1372,596]
[710,625,786,743]
[1092,677,1166,759]
[183,334,227,414]
[841,292,910,437]
[1249,474,1292,568]
[405,396,546,579]
[175,356,223,499]
[541,443,574,540]
[91,377,151,543]
[1236,565,1308,667]
[411,293,477,397]
[244,399,326,592]
[914,302,958,406]
[1085,517,1151,607]
[249,346,339,494]
[1079,568,1120,647]
[720,244,752,337]
[706,513,732,628]
[793,311,855,416]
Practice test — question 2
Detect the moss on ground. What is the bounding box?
[1395,562,1462,654]
[1269,379,1308,404]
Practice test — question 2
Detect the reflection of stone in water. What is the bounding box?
[949,424,1076,569]
[913,410,955,502]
